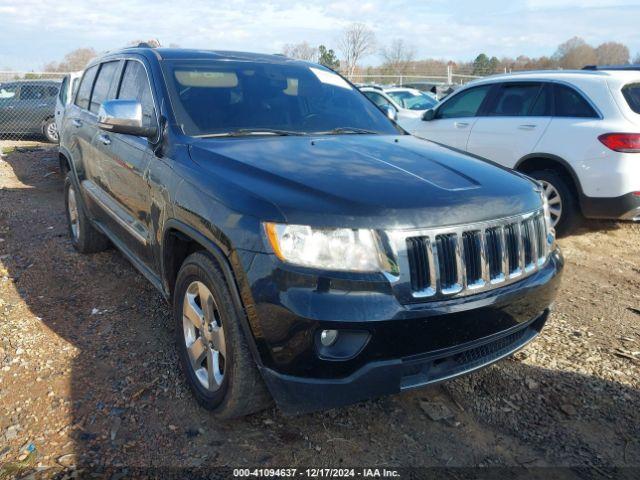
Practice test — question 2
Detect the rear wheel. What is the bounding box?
[174,251,272,418]
[64,174,110,253]
[528,169,580,236]
[43,118,59,143]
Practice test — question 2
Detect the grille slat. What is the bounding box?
[436,234,458,290]
[462,231,482,285]
[403,210,549,299]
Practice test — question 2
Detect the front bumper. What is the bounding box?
[241,249,563,414]
[261,311,547,415]
[580,192,640,221]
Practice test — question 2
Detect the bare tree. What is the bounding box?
[339,23,376,79]
[554,36,597,69]
[127,39,162,48]
[634,53,640,64]
[595,41,630,65]
[282,42,318,62]
[44,48,97,72]
[380,39,415,74]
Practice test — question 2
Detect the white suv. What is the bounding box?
[360,86,437,133]
[413,68,640,234]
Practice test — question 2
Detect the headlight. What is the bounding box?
[541,188,556,246]
[264,223,383,272]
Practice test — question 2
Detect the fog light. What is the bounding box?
[320,329,338,347]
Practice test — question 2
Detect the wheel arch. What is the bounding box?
[58,147,75,178]
[161,219,264,366]
[515,153,584,203]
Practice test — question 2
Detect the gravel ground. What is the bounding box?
[0,143,639,476]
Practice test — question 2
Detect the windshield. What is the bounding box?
[162,60,400,137]
[386,90,437,111]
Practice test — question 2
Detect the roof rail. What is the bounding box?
[582,64,640,71]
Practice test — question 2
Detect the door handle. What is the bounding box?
[72,119,82,128]
[518,124,537,130]
[6,105,14,110]
[37,103,48,108]
[454,121,469,128]
[98,134,111,146]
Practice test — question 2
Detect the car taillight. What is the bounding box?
[598,133,640,153]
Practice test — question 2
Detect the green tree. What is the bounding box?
[489,56,500,74]
[318,45,340,70]
[472,53,491,75]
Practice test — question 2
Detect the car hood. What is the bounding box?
[188,134,542,229]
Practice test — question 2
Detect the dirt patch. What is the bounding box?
[0,147,638,474]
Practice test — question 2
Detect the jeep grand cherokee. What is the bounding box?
[58,47,563,417]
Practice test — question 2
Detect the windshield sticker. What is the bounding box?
[309,67,352,90]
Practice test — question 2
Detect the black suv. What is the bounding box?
[59,47,563,417]
[0,80,60,142]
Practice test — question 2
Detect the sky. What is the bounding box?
[1,0,639,71]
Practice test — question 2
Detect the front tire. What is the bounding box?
[64,174,110,253]
[174,251,271,418]
[528,169,580,237]
[43,118,59,143]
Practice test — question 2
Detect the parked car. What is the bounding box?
[0,80,60,142]
[413,70,640,234]
[402,81,453,99]
[59,47,563,417]
[361,86,438,132]
[55,71,83,135]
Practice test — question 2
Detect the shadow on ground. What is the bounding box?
[0,148,638,475]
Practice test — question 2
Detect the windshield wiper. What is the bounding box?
[199,128,307,138]
[314,127,379,135]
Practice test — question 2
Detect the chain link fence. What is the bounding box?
[0,72,71,150]
[346,65,491,98]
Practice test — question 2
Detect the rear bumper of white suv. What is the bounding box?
[581,192,640,221]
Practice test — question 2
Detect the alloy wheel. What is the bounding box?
[67,185,79,240]
[47,122,59,142]
[540,180,562,228]
[182,281,226,391]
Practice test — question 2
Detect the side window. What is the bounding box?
[75,65,99,110]
[364,91,392,108]
[436,85,492,119]
[0,84,18,99]
[90,61,120,113]
[622,83,640,114]
[59,77,69,104]
[530,84,552,116]
[554,84,597,118]
[20,85,47,101]
[487,83,543,117]
[117,60,156,129]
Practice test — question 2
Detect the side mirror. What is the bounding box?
[381,105,398,122]
[98,100,157,137]
[422,109,435,121]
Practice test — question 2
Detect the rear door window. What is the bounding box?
[622,83,640,114]
[90,61,120,113]
[117,60,156,129]
[554,84,598,118]
[75,65,99,110]
[487,82,545,116]
[436,84,492,119]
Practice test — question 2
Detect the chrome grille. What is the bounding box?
[393,209,550,301]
